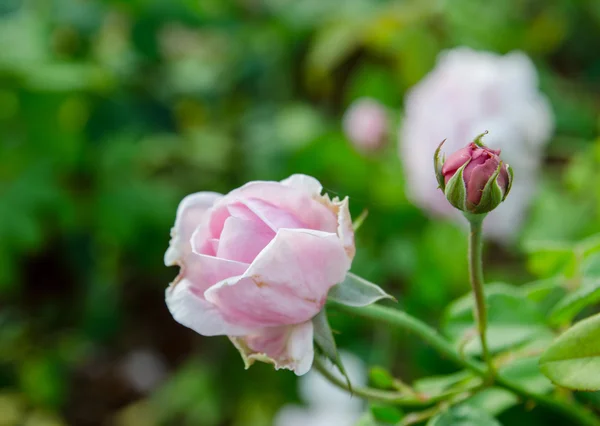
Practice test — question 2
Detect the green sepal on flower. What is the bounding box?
[443,160,470,212]
[434,139,447,191]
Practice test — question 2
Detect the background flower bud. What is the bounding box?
[342,97,388,152]
[436,138,512,214]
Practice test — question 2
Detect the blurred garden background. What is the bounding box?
[1,0,600,425]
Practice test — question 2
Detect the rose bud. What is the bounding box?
[434,133,513,215]
[164,174,355,375]
[342,97,388,152]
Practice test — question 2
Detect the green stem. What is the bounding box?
[327,301,600,426]
[465,213,494,378]
[312,356,465,407]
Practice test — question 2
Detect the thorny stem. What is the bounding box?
[325,301,600,426]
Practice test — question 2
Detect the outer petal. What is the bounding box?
[205,229,351,328]
[185,250,249,293]
[164,192,222,266]
[318,195,355,260]
[165,278,255,336]
[230,320,314,376]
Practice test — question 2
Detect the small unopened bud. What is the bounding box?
[342,98,388,152]
[434,132,513,215]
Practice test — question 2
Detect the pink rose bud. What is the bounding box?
[164,175,355,375]
[342,98,388,152]
[434,133,513,214]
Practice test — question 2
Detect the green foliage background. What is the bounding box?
[0,0,599,425]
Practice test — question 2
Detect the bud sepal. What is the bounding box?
[444,159,470,211]
[434,139,447,191]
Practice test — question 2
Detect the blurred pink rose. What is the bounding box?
[343,98,388,152]
[164,174,355,375]
[399,47,554,243]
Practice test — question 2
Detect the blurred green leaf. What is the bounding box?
[583,252,600,278]
[465,388,517,417]
[18,356,65,408]
[520,278,567,315]
[443,287,552,355]
[355,412,383,426]
[549,279,600,325]
[369,366,395,390]
[428,404,501,426]
[413,371,480,397]
[525,242,577,279]
[153,360,222,426]
[540,312,600,391]
[370,404,404,424]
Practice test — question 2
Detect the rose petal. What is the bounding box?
[164,192,222,266]
[326,196,355,260]
[466,157,500,205]
[186,250,249,293]
[205,229,350,328]
[217,216,275,263]
[280,174,323,196]
[219,181,338,233]
[242,198,307,230]
[165,278,255,336]
[231,320,314,375]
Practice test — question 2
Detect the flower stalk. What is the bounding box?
[465,212,494,380]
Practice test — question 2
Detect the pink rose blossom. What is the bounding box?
[343,98,388,152]
[164,174,355,375]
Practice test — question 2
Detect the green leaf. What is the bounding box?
[525,242,577,278]
[540,312,600,391]
[501,357,554,394]
[413,371,480,397]
[307,21,363,76]
[369,366,395,389]
[465,357,552,417]
[520,278,567,315]
[355,412,382,426]
[328,273,396,307]
[312,309,351,388]
[583,252,600,278]
[465,388,517,417]
[549,279,600,324]
[428,405,501,426]
[370,404,404,424]
[577,234,600,257]
[18,355,66,408]
[443,289,552,355]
